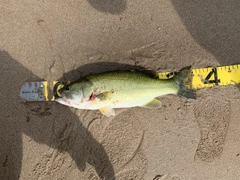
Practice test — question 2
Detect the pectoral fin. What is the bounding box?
[96,91,113,101]
[99,107,115,117]
[141,99,162,109]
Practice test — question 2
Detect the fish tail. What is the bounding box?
[175,66,196,99]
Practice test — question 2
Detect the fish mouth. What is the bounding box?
[54,94,69,104]
[54,96,64,103]
[55,97,73,106]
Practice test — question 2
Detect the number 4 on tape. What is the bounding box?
[191,64,240,88]
[203,68,220,85]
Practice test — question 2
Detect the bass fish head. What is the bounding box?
[64,83,83,99]
[55,80,94,107]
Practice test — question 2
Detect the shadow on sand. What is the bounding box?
[0,50,148,179]
[1,51,135,179]
[171,0,240,66]
[87,0,127,14]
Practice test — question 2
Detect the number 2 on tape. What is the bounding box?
[203,68,220,85]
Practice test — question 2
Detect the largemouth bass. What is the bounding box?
[55,68,195,117]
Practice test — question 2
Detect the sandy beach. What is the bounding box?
[1,0,240,179]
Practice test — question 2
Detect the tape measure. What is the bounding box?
[158,64,240,89]
[19,64,240,101]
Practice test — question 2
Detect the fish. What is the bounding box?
[55,67,195,117]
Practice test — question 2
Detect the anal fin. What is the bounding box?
[141,99,162,109]
[99,107,115,117]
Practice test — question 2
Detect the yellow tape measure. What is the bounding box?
[26,64,239,101]
[158,64,240,89]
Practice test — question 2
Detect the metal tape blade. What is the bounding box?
[19,81,47,101]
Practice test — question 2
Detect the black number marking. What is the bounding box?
[204,68,220,85]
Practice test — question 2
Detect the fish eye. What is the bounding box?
[65,85,71,91]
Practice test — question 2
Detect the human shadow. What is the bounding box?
[171,0,240,66]
[0,50,116,179]
[87,0,127,14]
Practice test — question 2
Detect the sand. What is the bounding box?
[1,0,240,179]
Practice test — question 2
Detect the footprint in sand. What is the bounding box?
[193,90,231,162]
